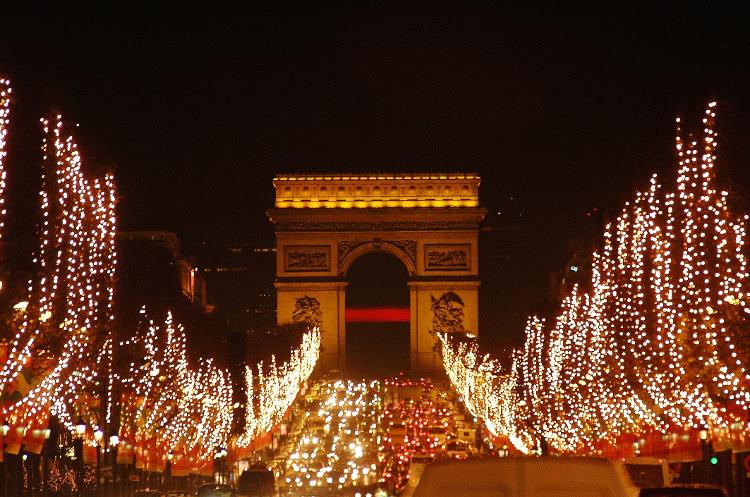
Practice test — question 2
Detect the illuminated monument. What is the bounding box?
[268,174,486,372]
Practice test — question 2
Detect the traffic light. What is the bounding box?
[709,456,719,465]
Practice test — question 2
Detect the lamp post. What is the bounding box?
[110,434,119,497]
[41,427,51,495]
[2,420,8,497]
[94,428,104,497]
[75,417,86,495]
[699,428,711,482]
[167,450,174,490]
[215,447,228,484]
[75,419,86,438]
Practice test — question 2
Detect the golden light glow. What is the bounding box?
[273,173,480,208]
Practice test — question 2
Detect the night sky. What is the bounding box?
[2,4,750,347]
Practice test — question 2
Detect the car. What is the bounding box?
[427,426,447,448]
[445,440,470,459]
[456,427,476,445]
[388,422,407,444]
[133,491,160,497]
[413,457,638,497]
[196,483,237,497]
[639,484,727,497]
[237,466,278,497]
[411,453,436,465]
[620,457,671,488]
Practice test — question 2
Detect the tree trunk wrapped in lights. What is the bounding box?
[0,78,10,249]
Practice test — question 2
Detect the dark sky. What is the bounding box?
[2,4,750,346]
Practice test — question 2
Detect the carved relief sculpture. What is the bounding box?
[424,243,471,270]
[293,296,323,329]
[337,239,416,268]
[285,245,330,272]
[430,291,465,334]
[390,240,417,265]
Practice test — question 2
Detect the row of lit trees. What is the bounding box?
[1,107,118,454]
[0,78,237,493]
[237,326,321,450]
[441,102,750,456]
[1,78,324,491]
[117,310,233,476]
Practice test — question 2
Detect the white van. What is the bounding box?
[618,457,671,488]
[413,457,638,497]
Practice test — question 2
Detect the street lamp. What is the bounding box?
[1,420,8,497]
[109,434,120,496]
[74,417,87,495]
[13,301,28,311]
[93,429,104,497]
[215,448,228,484]
[75,418,86,438]
[167,451,174,489]
[698,427,712,482]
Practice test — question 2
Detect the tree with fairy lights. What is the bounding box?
[116,309,233,474]
[440,102,750,455]
[237,326,320,450]
[0,77,238,493]
[0,78,118,494]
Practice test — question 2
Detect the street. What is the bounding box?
[260,377,484,497]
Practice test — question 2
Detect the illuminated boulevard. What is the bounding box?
[249,377,487,497]
[4,8,750,497]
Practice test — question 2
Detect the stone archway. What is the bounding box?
[344,250,411,376]
[338,240,417,278]
[268,173,486,373]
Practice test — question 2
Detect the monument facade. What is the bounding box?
[268,173,485,372]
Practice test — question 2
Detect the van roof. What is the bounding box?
[414,457,635,497]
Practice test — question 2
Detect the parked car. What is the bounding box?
[237,466,277,497]
[413,457,638,497]
[196,483,237,497]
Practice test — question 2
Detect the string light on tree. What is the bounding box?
[238,327,321,448]
[440,102,750,455]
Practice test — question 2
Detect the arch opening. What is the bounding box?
[345,251,410,377]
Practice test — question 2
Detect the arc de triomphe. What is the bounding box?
[267,173,485,373]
